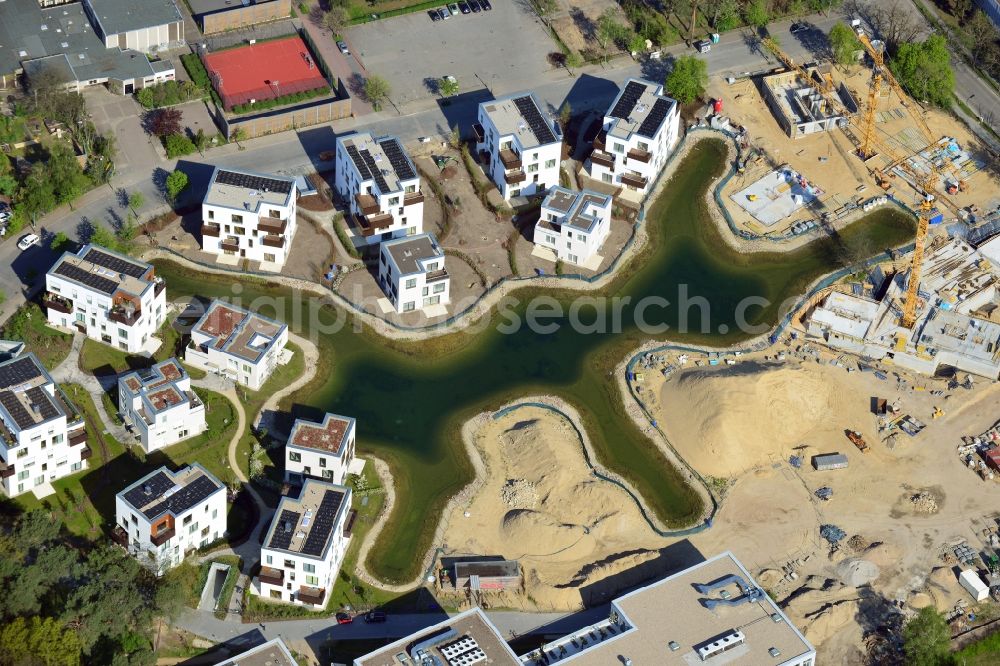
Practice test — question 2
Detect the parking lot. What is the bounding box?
[83,87,159,176]
[345,1,556,106]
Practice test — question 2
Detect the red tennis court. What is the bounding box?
[203,36,328,110]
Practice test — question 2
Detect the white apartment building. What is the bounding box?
[474,92,562,201]
[185,300,288,390]
[45,244,167,354]
[118,358,206,453]
[216,638,296,666]
[534,187,613,268]
[284,412,356,486]
[334,132,424,247]
[201,167,298,267]
[257,478,353,608]
[0,353,90,498]
[588,78,680,196]
[378,233,450,313]
[114,463,226,574]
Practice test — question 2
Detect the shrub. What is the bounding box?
[228,87,329,114]
[163,133,196,158]
[135,80,202,109]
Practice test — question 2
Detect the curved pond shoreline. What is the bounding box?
[150,138,916,584]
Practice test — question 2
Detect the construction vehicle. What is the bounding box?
[933,406,945,419]
[846,429,870,453]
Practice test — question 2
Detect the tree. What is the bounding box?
[0,616,82,666]
[0,174,15,197]
[144,108,182,138]
[708,0,740,31]
[902,607,950,666]
[744,0,769,29]
[665,55,708,104]
[163,133,196,158]
[128,191,144,214]
[948,0,972,19]
[438,76,459,97]
[165,169,189,202]
[597,8,625,51]
[230,126,247,146]
[869,1,922,54]
[50,232,70,253]
[322,6,348,34]
[627,31,646,54]
[829,22,859,66]
[87,133,117,184]
[968,10,999,66]
[890,34,955,108]
[558,101,572,130]
[193,127,209,153]
[47,143,90,205]
[88,224,119,250]
[363,74,390,111]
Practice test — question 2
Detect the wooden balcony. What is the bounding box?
[258,216,287,234]
[0,461,13,479]
[627,147,651,163]
[593,130,607,151]
[261,234,286,249]
[220,238,240,252]
[201,223,221,238]
[364,211,394,229]
[403,191,425,206]
[590,150,615,169]
[111,525,129,548]
[150,526,175,547]
[79,446,92,460]
[355,193,380,215]
[426,269,449,283]
[43,292,72,315]
[620,172,648,189]
[472,122,485,143]
[154,279,166,297]
[499,148,522,170]
[109,306,141,326]
[69,429,88,446]
[259,566,284,587]
[297,586,326,606]
[504,169,526,185]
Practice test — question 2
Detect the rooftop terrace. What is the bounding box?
[192,301,286,363]
[288,413,353,455]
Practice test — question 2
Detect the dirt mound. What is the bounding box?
[501,479,538,508]
[835,558,880,587]
[441,166,458,180]
[801,599,861,645]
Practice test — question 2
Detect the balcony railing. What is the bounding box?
[626,147,651,163]
[111,525,129,548]
[150,526,175,546]
[620,172,648,189]
[403,191,425,206]
[154,279,166,297]
[0,461,13,479]
[355,193,380,215]
[259,566,284,587]
[593,130,607,151]
[79,446,92,460]
[43,292,72,314]
[499,148,522,170]
[261,235,285,249]
[504,169,526,185]
[472,122,485,143]
[69,430,88,446]
[297,586,326,605]
[109,306,140,326]
[257,216,287,234]
[201,223,221,238]
[426,269,449,283]
[590,150,615,169]
[220,238,240,252]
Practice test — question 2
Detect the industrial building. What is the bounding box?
[761,66,857,139]
[806,236,1000,379]
[356,551,815,666]
[82,0,184,54]
[189,0,290,34]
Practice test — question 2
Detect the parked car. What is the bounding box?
[448,3,460,15]
[429,8,441,20]
[459,1,471,13]
[480,0,491,8]
[17,233,39,251]
[365,611,387,623]
[694,39,711,53]
[789,22,809,34]
[335,612,353,625]
[469,0,481,10]
[440,6,450,18]
[337,40,350,55]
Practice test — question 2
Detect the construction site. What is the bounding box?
[707,31,1000,242]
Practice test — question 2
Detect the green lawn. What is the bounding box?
[77,315,206,378]
[0,303,73,371]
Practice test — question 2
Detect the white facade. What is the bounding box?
[0,353,90,498]
[114,464,226,574]
[474,92,562,201]
[257,479,353,608]
[284,413,356,486]
[588,78,680,196]
[335,132,424,247]
[185,300,289,390]
[534,187,613,267]
[202,168,298,267]
[378,233,450,313]
[83,0,184,53]
[44,244,167,353]
[118,358,206,453]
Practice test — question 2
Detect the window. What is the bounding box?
[614,142,624,153]
[319,457,327,468]
[305,575,319,586]
[188,522,199,534]
[17,448,27,459]
[183,515,192,525]
[427,262,438,271]
[208,210,215,220]
[17,470,28,481]
[388,196,399,206]
[303,563,316,573]
[284,559,295,569]
[405,278,417,289]
[52,434,63,444]
[403,302,415,312]
[545,159,556,168]
[118,328,128,339]
[637,141,649,151]
[322,469,334,480]
[433,283,445,294]
[232,214,243,223]
[289,451,301,462]
[527,164,538,173]
[602,173,613,183]
[266,555,273,565]
[303,466,311,476]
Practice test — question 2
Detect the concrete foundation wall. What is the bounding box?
[222,94,351,139]
[201,0,291,34]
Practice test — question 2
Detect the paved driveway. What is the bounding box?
[346,1,556,106]
[83,86,160,177]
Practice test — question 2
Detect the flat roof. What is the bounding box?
[265,478,350,560]
[541,187,611,233]
[0,353,74,432]
[481,92,560,149]
[119,464,224,520]
[204,167,296,212]
[85,0,182,37]
[355,607,521,666]
[605,78,677,141]
[214,638,296,666]
[338,132,418,195]
[382,233,443,275]
[288,412,354,455]
[48,244,158,298]
[192,300,286,364]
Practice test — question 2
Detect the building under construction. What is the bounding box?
[761,66,859,139]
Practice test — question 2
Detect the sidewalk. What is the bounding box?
[49,333,132,442]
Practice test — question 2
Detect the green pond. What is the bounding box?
[156,139,915,583]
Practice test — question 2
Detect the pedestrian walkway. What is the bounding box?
[50,333,132,443]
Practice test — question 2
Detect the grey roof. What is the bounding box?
[381,233,444,275]
[0,0,170,83]
[338,133,418,195]
[215,638,297,666]
[542,186,612,233]
[84,0,182,37]
[0,353,70,432]
[264,479,351,560]
[605,78,677,141]
[119,464,224,520]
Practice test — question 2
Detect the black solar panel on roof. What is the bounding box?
[53,262,118,295]
[83,248,147,279]
[637,98,673,138]
[215,170,293,195]
[345,144,372,181]
[0,391,34,430]
[25,387,58,422]
[359,149,390,193]
[302,489,344,557]
[0,356,43,391]
[122,470,174,512]
[378,139,416,181]
[512,95,557,145]
[609,80,646,120]
[269,509,300,550]
[142,475,220,519]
